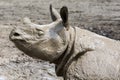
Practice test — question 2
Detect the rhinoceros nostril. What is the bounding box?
[13,32,20,36]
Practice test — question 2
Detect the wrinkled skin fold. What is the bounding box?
[9,5,120,80]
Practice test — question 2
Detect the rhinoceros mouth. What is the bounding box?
[12,39,25,42]
[13,39,32,51]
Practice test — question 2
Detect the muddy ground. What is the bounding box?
[0,0,120,80]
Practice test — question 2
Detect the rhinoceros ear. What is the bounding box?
[60,6,69,30]
[50,4,61,21]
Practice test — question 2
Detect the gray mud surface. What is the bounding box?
[0,0,120,80]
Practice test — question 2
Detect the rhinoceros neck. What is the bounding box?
[54,26,76,76]
[54,27,96,77]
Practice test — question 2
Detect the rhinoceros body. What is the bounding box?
[9,5,120,80]
[62,26,120,80]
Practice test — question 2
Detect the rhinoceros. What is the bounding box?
[9,5,120,80]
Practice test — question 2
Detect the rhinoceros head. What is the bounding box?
[9,5,70,62]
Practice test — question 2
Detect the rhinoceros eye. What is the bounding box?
[38,31,44,36]
[36,29,44,36]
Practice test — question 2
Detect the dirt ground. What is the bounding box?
[0,0,120,80]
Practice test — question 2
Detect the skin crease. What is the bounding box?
[9,5,120,80]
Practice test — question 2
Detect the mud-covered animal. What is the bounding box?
[9,5,120,80]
